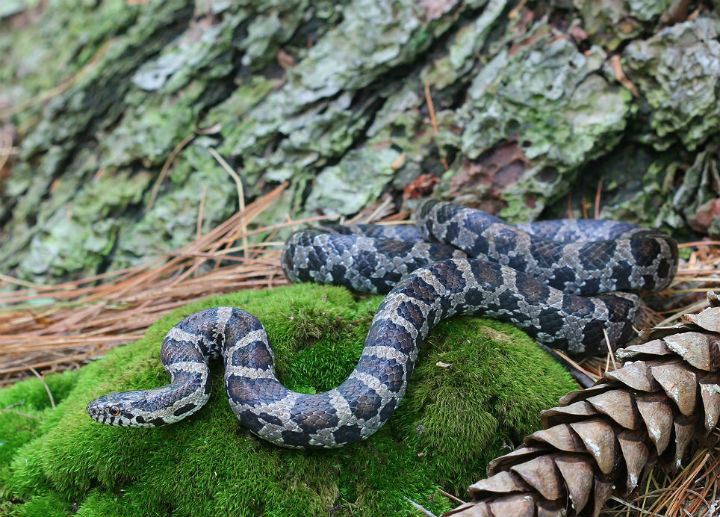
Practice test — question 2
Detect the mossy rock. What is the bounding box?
[0,284,576,516]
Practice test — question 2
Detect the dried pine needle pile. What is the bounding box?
[0,185,407,386]
[1,192,719,516]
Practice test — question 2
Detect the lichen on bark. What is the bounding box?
[1,0,719,283]
[447,21,632,220]
[624,17,720,151]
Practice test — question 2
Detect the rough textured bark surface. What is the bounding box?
[0,1,719,285]
[445,291,720,517]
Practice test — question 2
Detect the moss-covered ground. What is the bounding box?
[0,284,576,516]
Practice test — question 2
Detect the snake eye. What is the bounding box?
[109,406,120,416]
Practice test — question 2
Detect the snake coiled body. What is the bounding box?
[88,201,678,448]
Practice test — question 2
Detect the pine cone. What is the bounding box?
[445,292,720,517]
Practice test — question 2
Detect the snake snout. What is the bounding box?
[87,392,138,427]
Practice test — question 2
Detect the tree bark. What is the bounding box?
[0,0,718,284]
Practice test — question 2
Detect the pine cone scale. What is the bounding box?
[525,424,583,452]
[552,454,593,512]
[700,378,720,430]
[635,393,674,455]
[604,360,660,391]
[650,362,697,414]
[509,455,564,500]
[591,477,613,517]
[568,419,617,474]
[540,401,597,427]
[616,430,649,492]
[585,389,638,429]
[486,446,546,476]
[673,416,696,468]
[662,331,717,371]
[468,471,528,499]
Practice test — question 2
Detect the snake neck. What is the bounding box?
[87,308,265,427]
[138,370,211,426]
[225,273,441,449]
[159,307,274,423]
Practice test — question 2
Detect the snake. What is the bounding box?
[87,200,678,448]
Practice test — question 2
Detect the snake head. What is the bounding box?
[87,391,159,427]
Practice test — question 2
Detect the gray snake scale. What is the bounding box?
[87,201,678,448]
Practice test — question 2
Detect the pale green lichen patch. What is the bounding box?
[3,0,482,283]
[458,27,624,164]
[110,140,240,270]
[21,169,153,279]
[218,0,473,194]
[423,0,508,90]
[305,146,401,215]
[447,21,632,221]
[0,284,575,516]
[0,0,139,124]
[0,0,196,279]
[3,0,714,286]
[572,0,673,50]
[624,17,720,151]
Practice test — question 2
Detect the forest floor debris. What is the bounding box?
[1,193,719,516]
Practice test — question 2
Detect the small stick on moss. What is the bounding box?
[0,407,40,421]
[437,488,465,505]
[404,497,438,517]
[595,178,603,219]
[26,364,55,408]
[1,401,40,420]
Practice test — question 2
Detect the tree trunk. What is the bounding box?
[0,0,718,284]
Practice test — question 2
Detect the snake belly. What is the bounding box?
[87,200,678,449]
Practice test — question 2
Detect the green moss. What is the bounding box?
[0,284,576,516]
[11,492,70,517]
